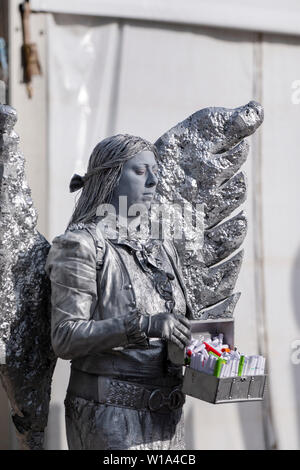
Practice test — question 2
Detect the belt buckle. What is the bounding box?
[148,387,185,411]
[167,388,185,410]
[148,389,165,411]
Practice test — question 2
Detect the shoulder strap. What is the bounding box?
[82,223,107,319]
[163,239,193,319]
[84,222,106,270]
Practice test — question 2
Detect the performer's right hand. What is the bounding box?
[141,313,191,350]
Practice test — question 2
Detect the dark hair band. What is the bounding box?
[69,166,104,193]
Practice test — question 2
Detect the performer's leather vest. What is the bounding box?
[87,231,193,322]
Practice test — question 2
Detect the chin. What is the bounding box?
[141,200,151,210]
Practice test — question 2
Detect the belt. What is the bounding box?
[67,368,185,413]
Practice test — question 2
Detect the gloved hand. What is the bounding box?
[140,313,191,350]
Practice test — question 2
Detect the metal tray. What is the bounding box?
[168,319,267,404]
[182,367,267,404]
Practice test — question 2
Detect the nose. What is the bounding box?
[146,169,158,188]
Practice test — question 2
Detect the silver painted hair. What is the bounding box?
[69,134,158,226]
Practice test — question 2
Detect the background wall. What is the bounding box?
[2,0,300,450]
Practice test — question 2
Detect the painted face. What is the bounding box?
[111,150,158,212]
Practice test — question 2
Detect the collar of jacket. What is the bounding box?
[96,214,151,246]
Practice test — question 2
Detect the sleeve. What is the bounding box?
[45,229,148,360]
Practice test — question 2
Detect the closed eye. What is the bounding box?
[134,165,158,175]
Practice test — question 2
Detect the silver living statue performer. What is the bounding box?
[0,92,263,449]
[46,135,192,450]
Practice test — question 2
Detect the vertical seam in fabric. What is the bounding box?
[252,32,278,450]
[106,21,124,136]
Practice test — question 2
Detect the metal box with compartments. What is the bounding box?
[168,318,267,404]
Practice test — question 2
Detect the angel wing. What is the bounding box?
[0,103,56,449]
[155,101,264,320]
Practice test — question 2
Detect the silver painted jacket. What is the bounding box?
[45,220,192,381]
